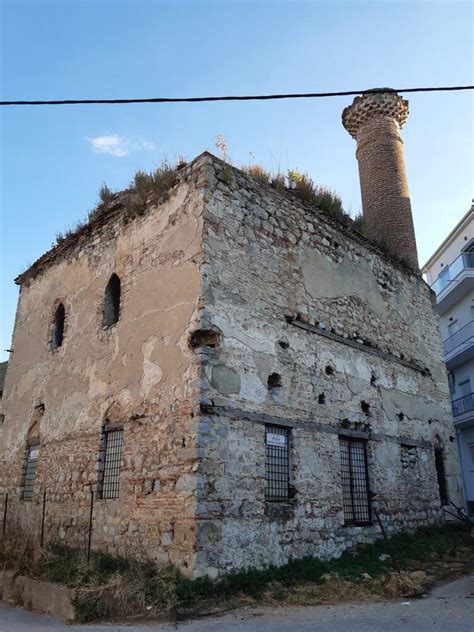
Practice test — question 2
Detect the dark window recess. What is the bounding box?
[102,274,121,328]
[434,448,449,505]
[20,444,40,501]
[265,425,290,502]
[339,436,371,526]
[98,429,124,499]
[318,393,326,405]
[51,303,65,349]
[325,365,334,376]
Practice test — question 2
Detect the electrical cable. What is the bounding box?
[1,85,473,107]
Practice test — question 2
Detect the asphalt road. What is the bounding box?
[0,573,473,632]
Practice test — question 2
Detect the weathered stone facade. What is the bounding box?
[0,149,462,578]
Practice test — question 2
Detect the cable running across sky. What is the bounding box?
[0,85,473,107]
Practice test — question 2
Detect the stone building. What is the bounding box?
[0,91,462,577]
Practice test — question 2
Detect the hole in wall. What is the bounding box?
[325,365,334,376]
[278,340,289,349]
[267,373,283,390]
[189,329,221,349]
[397,412,405,421]
[318,393,326,405]
[361,400,370,414]
[370,373,377,386]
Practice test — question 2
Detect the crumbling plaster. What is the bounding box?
[192,155,462,575]
[0,153,463,579]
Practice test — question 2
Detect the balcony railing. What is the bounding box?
[431,252,474,296]
[452,392,474,417]
[443,320,474,355]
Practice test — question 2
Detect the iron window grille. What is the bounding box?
[434,447,449,505]
[20,444,40,501]
[265,425,290,502]
[98,428,124,499]
[339,436,371,526]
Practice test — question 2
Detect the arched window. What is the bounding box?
[51,303,65,349]
[102,274,121,328]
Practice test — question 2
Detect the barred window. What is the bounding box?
[434,447,448,505]
[20,444,39,501]
[265,425,290,501]
[339,436,371,525]
[98,429,124,499]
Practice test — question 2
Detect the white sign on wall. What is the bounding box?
[29,448,39,460]
[266,433,286,447]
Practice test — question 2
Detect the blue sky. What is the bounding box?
[1,0,473,361]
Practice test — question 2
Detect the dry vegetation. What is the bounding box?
[54,160,185,246]
[1,524,473,623]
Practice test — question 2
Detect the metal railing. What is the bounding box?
[452,392,474,417]
[443,320,474,355]
[431,252,474,296]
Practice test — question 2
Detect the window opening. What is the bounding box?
[51,303,65,349]
[434,447,449,505]
[265,425,290,502]
[98,428,124,499]
[339,436,371,525]
[20,443,39,501]
[103,274,121,328]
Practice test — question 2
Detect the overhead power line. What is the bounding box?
[0,85,473,107]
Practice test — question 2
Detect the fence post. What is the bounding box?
[40,490,47,547]
[2,493,8,538]
[87,488,94,562]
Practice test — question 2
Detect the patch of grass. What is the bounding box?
[175,524,474,608]
[1,524,473,621]
[241,164,356,230]
[133,161,178,205]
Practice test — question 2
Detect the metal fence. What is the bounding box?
[443,320,474,355]
[1,487,96,561]
[452,392,474,417]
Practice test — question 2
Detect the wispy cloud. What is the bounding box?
[87,135,156,157]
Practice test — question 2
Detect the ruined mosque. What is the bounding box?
[0,90,461,577]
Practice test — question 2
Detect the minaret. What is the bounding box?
[342,89,419,270]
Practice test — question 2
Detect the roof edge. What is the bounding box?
[421,201,474,272]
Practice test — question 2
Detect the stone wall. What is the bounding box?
[0,158,209,573]
[0,152,463,579]
[194,155,462,576]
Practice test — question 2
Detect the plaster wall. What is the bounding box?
[0,160,208,572]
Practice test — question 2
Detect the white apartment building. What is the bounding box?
[422,201,474,515]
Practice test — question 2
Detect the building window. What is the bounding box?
[102,274,121,328]
[265,425,290,501]
[20,443,39,501]
[434,447,449,505]
[339,436,371,525]
[51,303,65,349]
[98,428,124,499]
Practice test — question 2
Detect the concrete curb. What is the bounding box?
[0,570,75,622]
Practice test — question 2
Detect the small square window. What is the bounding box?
[98,429,124,499]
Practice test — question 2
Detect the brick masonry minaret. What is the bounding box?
[342,90,419,270]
